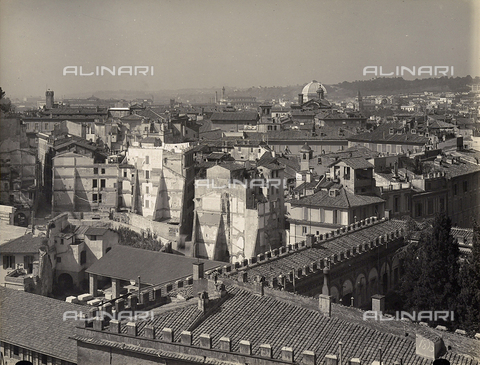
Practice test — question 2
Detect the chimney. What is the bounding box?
[319,267,332,317]
[198,291,209,312]
[372,294,385,313]
[306,234,315,247]
[193,262,208,294]
[319,294,332,317]
[193,262,204,280]
[322,267,330,295]
[254,275,265,296]
[298,93,304,105]
[307,171,313,183]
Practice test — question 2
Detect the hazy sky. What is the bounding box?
[0,0,478,98]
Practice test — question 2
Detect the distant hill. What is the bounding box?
[63,75,479,104]
[329,76,480,99]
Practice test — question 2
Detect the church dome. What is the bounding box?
[302,80,327,102]
[300,142,312,153]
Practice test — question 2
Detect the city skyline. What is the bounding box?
[0,0,479,99]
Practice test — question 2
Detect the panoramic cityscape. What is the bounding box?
[0,1,479,365]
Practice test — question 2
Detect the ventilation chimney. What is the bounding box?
[298,93,304,105]
[254,275,265,296]
[193,262,208,294]
[319,267,332,317]
[193,262,204,280]
[371,294,385,314]
[198,291,209,312]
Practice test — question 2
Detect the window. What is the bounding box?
[394,196,400,213]
[99,194,102,203]
[415,203,423,217]
[145,155,150,164]
[440,198,445,212]
[333,210,338,224]
[94,167,98,174]
[100,179,106,188]
[124,171,127,178]
[427,199,434,215]
[92,194,98,202]
[3,255,15,269]
[454,184,458,196]
[80,251,87,265]
[303,207,308,220]
[34,123,39,130]
[101,168,105,174]
[44,123,48,130]
[60,238,64,245]
[145,199,150,208]
[319,208,325,222]
[42,354,48,364]
[56,257,62,263]
[318,157,322,165]
[463,181,468,193]
[145,170,150,179]
[145,186,149,194]
[93,179,98,188]
[302,226,308,235]
[13,345,19,356]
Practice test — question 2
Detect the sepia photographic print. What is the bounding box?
[0,1,479,364]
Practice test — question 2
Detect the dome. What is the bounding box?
[302,80,327,102]
[300,142,312,153]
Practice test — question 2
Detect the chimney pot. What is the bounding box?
[372,294,385,313]
[325,354,338,365]
[193,262,204,280]
[199,334,212,349]
[144,325,156,339]
[219,337,231,352]
[282,347,294,363]
[302,350,317,365]
[162,328,174,342]
[126,322,137,336]
[259,344,273,358]
[239,340,252,355]
[181,331,192,345]
[319,294,332,317]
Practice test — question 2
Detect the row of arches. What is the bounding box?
[329,256,400,308]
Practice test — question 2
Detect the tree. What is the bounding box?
[398,213,460,327]
[455,222,480,334]
[0,87,13,113]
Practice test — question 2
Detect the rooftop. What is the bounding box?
[236,219,405,283]
[290,187,384,209]
[0,286,84,363]
[0,233,45,254]
[86,245,225,285]
[82,281,480,365]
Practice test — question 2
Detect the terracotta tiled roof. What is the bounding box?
[86,245,224,285]
[0,233,45,254]
[348,123,429,145]
[290,188,384,209]
[107,284,479,364]
[0,286,84,363]
[210,112,259,122]
[238,219,405,283]
[332,157,374,169]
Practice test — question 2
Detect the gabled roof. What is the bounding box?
[85,227,109,236]
[86,245,224,285]
[0,233,45,254]
[290,188,384,209]
[331,157,374,169]
[0,286,84,363]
